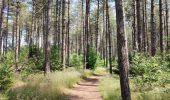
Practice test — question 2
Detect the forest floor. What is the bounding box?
[67,74,103,100]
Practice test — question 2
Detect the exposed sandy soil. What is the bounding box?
[68,75,103,100]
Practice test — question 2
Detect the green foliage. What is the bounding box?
[21,46,44,76]
[51,46,61,70]
[164,53,170,71]
[88,47,98,70]
[112,57,119,74]
[70,53,83,69]
[3,51,15,67]
[130,53,163,88]
[0,65,13,91]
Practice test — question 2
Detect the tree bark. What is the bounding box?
[115,0,131,99]
[0,0,5,57]
[96,0,99,53]
[15,1,20,70]
[132,0,138,50]
[159,0,164,53]
[151,0,157,56]
[136,0,142,52]
[85,0,90,69]
[165,0,169,51]
[61,0,66,70]
[67,0,70,66]
[106,0,112,74]
[44,0,52,74]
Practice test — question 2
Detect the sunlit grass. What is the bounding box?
[99,75,170,100]
[8,69,82,100]
[99,75,121,100]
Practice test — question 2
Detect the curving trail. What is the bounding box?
[68,75,103,100]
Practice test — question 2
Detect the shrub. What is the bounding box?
[51,46,61,70]
[88,47,98,70]
[130,53,163,88]
[70,53,83,69]
[20,47,44,76]
[3,51,15,67]
[0,65,13,91]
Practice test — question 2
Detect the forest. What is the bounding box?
[0,0,170,100]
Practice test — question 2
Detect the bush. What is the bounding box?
[130,53,163,88]
[88,47,98,70]
[51,46,61,70]
[3,51,15,67]
[20,47,44,76]
[0,65,13,91]
[70,53,83,69]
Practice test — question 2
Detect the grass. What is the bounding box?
[8,68,82,100]
[99,75,121,100]
[99,75,170,100]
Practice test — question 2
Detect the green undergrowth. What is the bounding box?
[99,75,170,100]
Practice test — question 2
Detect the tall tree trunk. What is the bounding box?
[5,0,9,53]
[165,0,169,51]
[81,0,86,69]
[0,0,5,57]
[29,0,35,58]
[15,1,20,70]
[136,0,142,52]
[58,0,61,60]
[151,0,157,56]
[44,0,52,74]
[12,22,15,51]
[96,0,99,53]
[142,0,146,51]
[106,0,112,74]
[85,0,90,69]
[67,0,70,66]
[61,0,66,70]
[115,0,131,100]
[54,0,59,46]
[145,0,149,52]
[159,0,164,53]
[105,0,108,68]
[132,0,138,50]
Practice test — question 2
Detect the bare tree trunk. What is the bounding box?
[12,22,15,51]
[58,0,61,60]
[96,0,99,53]
[15,1,20,70]
[54,0,59,46]
[106,0,112,74]
[61,0,66,70]
[136,0,142,52]
[115,0,131,99]
[142,0,146,51]
[29,0,35,58]
[5,0,9,53]
[67,0,70,66]
[85,0,90,69]
[165,0,169,51]
[44,0,52,74]
[159,0,164,53]
[0,0,5,57]
[132,0,138,50]
[151,0,157,56]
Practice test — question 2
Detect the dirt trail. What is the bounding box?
[68,75,103,100]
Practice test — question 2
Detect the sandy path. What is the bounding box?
[68,75,103,100]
